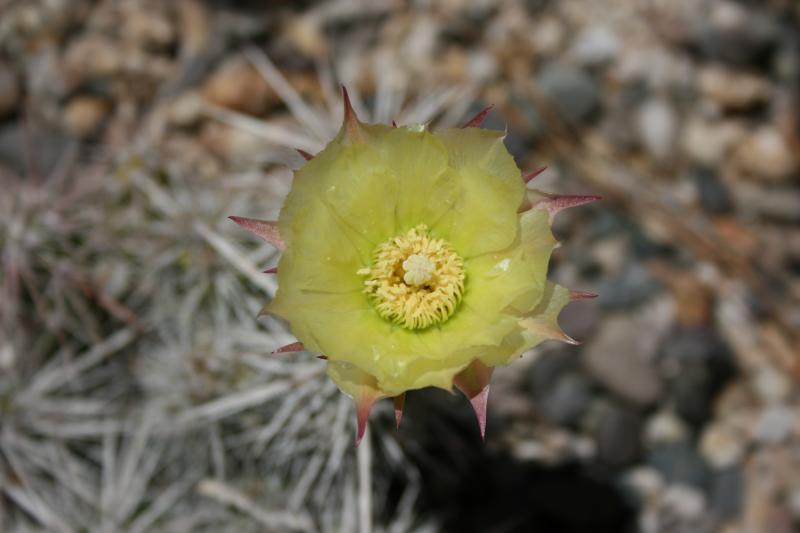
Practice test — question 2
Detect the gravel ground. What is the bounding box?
[1,1,798,532]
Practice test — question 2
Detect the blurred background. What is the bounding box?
[1,0,799,532]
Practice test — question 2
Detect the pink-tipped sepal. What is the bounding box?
[339,86,365,142]
[569,290,598,301]
[355,391,380,447]
[296,149,314,161]
[462,105,493,128]
[228,216,285,250]
[271,342,305,355]
[393,393,406,429]
[521,189,601,220]
[523,166,548,184]
[453,360,494,440]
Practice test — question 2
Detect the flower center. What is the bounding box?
[357,225,465,330]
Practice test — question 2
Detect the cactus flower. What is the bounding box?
[230,89,598,444]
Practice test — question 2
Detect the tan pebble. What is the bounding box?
[201,57,277,116]
[63,95,110,138]
[682,117,746,167]
[63,36,121,86]
[284,15,328,58]
[698,65,771,111]
[734,127,798,183]
[530,15,565,57]
[700,421,745,468]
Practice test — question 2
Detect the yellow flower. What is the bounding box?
[230,90,599,444]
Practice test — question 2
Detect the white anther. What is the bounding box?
[402,254,435,286]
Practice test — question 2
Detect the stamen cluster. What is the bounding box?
[358,225,465,330]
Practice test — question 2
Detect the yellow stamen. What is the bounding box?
[359,225,465,330]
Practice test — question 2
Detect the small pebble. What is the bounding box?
[751,364,792,405]
[582,312,664,406]
[63,95,110,138]
[710,467,743,523]
[697,65,771,111]
[693,168,733,214]
[625,466,664,502]
[662,484,706,520]
[536,62,600,125]
[648,440,711,490]
[636,98,678,161]
[752,405,794,445]
[734,128,799,183]
[592,400,644,468]
[201,57,278,116]
[700,422,746,469]
[645,410,689,446]
[681,117,746,167]
[570,25,619,65]
[539,372,592,426]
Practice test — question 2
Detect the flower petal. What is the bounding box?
[432,128,525,257]
[320,134,400,247]
[463,208,557,321]
[478,281,574,367]
[380,127,453,232]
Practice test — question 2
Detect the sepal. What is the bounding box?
[453,359,493,440]
[461,105,493,128]
[228,216,285,250]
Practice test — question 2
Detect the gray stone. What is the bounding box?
[693,2,779,67]
[582,302,669,407]
[0,124,71,176]
[710,467,743,523]
[593,400,644,468]
[635,98,678,161]
[647,440,711,491]
[596,262,660,310]
[753,405,794,445]
[536,63,600,126]
[528,348,576,395]
[693,168,733,215]
[539,372,592,426]
[571,26,619,66]
[658,327,734,428]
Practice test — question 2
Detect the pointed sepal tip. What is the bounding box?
[340,86,364,141]
[271,341,304,355]
[462,105,493,128]
[393,394,406,429]
[453,360,494,440]
[228,216,285,250]
[354,393,378,447]
[524,166,548,184]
